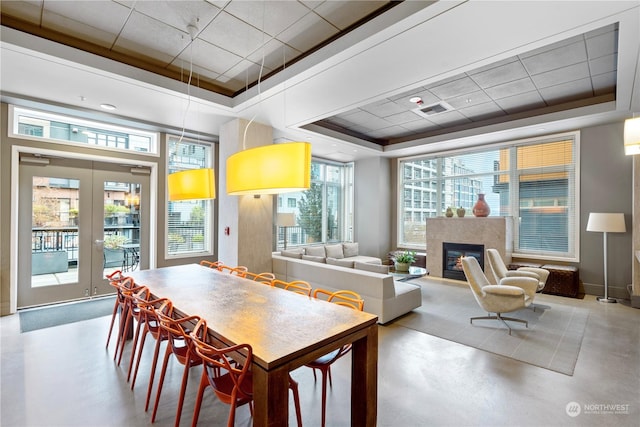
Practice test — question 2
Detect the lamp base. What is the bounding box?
[596,296,617,303]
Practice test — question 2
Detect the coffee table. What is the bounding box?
[390,266,428,281]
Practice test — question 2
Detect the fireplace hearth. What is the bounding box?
[442,242,484,281]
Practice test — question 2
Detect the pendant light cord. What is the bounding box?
[242,1,267,150]
[178,27,196,145]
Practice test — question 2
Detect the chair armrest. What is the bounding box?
[483,285,525,297]
[500,277,539,296]
[505,270,539,279]
[517,267,550,283]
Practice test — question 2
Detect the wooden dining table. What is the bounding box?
[128,263,378,426]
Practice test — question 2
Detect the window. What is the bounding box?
[399,132,579,261]
[275,160,354,249]
[10,106,158,155]
[166,137,214,258]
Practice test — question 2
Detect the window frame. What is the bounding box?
[164,135,215,260]
[398,131,580,262]
[9,105,160,157]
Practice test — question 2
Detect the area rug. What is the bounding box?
[395,279,589,376]
[19,296,116,333]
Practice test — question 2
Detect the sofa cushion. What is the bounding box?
[281,249,303,259]
[325,244,344,259]
[326,257,354,268]
[354,261,389,274]
[343,242,359,258]
[305,246,326,257]
[302,255,326,263]
[349,255,382,264]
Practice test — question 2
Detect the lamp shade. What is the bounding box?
[277,212,296,227]
[227,142,311,195]
[586,213,626,233]
[624,117,640,155]
[168,168,215,201]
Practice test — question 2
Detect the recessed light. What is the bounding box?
[100,103,117,111]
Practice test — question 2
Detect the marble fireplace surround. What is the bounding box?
[426,217,514,284]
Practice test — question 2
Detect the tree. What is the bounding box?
[297,183,323,242]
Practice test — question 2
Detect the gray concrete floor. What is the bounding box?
[1,277,639,426]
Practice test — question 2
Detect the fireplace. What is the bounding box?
[442,242,484,281]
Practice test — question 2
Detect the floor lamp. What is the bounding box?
[586,213,626,303]
[277,213,296,250]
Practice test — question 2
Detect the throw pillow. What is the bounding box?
[302,255,326,263]
[342,242,359,258]
[305,246,326,257]
[281,250,303,259]
[325,244,344,259]
[326,257,354,268]
[354,261,389,274]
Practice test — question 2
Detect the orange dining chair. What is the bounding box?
[245,272,275,285]
[306,288,364,427]
[151,301,203,426]
[272,279,312,296]
[218,265,248,278]
[199,260,222,269]
[105,270,129,350]
[128,289,170,401]
[110,277,146,365]
[190,319,303,427]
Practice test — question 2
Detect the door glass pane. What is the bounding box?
[103,181,141,277]
[31,176,79,287]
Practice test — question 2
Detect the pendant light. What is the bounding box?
[624,116,640,155]
[167,22,215,201]
[225,4,311,196]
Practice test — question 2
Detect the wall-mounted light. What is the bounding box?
[624,116,640,155]
[226,142,311,196]
[168,168,215,201]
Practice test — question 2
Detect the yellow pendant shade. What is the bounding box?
[226,142,311,195]
[168,168,216,201]
[624,117,640,155]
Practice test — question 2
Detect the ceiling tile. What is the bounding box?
[43,0,132,35]
[223,59,273,83]
[384,111,424,125]
[399,118,440,132]
[199,11,265,58]
[469,60,529,89]
[519,33,584,59]
[538,78,593,105]
[446,90,492,110]
[589,53,617,76]
[494,91,546,114]
[313,1,388,30]
[428,76,482,99]
[531,62,590,89]
[276,10,339,52]
[521,41,588,75]
[346,109,391,130]
[223,0,311,37]
[592,71,616,96]
[586,28,618,59]
[173,38,243,75]
[114,11,191,64]
[360,100,407,118]
[133,1,221,34]
[247,38,301,71]
[458,101,506,122]
[484,77,537,99]
[367,125,412,139]
[41,10,119,48]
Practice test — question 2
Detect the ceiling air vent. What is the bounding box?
[414,101,453,118]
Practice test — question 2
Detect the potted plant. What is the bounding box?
[394,250,416,272]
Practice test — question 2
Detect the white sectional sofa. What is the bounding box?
[272,243,422,324]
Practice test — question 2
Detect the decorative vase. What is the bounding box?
[445,207,454,218]
[394,261,410,272]
[472,193,490,217]
[456,207,466,217]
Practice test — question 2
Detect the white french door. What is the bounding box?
[17,156,150,308]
